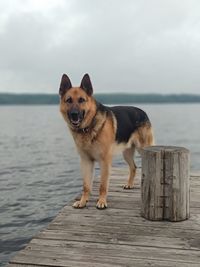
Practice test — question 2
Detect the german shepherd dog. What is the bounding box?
[59,74,154,209]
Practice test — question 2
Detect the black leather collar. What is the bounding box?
[75,126,90,134]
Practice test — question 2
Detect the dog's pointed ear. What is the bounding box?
[80,74,93,96]
[59,74,72,96]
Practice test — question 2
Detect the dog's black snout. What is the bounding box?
[70,109,79,121]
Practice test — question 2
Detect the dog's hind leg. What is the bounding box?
[123,146,136,189]
[73,157,94,208]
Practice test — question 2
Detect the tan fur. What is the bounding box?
[60,89,116,208]
[130,123,154,154]
[122,123,154,188]
[60,87,154,209]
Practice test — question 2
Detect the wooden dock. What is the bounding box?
[8,168,200,267]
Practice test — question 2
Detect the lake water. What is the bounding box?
[0,104,200,266]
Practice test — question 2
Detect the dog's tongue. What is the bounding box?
[71,120,80,127]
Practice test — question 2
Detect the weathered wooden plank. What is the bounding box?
[49,211,200,231]
[9,253,200,267]
[9,255,121,267]
[34,229,200,250]
[51,211,200,227]
[69,196,200,210]
[7,261,200,267]
[10,240,200,264]
[190,172,200,177]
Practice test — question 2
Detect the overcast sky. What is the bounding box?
[0,0,200,94]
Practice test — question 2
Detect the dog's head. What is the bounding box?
[59,74,95,129]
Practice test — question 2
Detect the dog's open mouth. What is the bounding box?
[70,119,81,127]
[68,110,85,128]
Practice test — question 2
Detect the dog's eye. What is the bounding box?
[78,97,86,103]
[65,97,73,104]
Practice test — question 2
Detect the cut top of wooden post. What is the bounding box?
[142,145,189,153]
[141,145,190,222]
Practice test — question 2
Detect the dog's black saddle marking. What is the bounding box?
[96,102,151,144]
[110,106,150,144]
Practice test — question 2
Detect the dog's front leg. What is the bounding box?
[96,155,112,209]
[73,157,94,208]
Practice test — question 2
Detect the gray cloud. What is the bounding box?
[0,0,200,93]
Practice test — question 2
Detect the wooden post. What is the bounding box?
[141,146,190,222]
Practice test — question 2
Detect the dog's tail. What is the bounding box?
[132,123,154,154]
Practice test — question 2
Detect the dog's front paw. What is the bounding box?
[96,198,107,209]
[72,200,87,209]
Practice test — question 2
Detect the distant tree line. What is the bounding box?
[95,93,200,104]
[0,93,59,105]
[0,93,200,105]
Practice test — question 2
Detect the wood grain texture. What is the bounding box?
[141,146,190,221]
[8,164,200,267]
